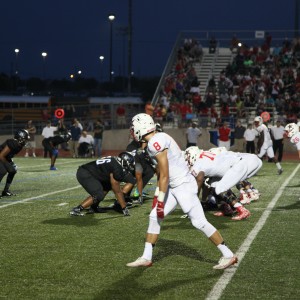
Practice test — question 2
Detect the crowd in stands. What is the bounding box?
[152,34,300,130]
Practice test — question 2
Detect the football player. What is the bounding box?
[42,131,71,170]
[254,116,283,175]
[126,113,237,270]
[70,152,136,216]
[184,146,262,220]
[284,123,300,159]
[0,129,29,197]
[124,124,161,204]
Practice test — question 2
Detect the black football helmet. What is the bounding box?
[60,131,72,142]
[118,151,135,173]
[14,129,30,146]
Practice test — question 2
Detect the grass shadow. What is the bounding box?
[96,264,217,300]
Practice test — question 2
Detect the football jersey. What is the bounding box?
[0,139,23,162]
[147,132,190,188]
[191,151,241,178]
[290,132,300,150]
[80,156,136,185]
[256,124,273,147]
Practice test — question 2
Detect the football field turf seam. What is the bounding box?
[0,185,81,209]
[206,163,300,300]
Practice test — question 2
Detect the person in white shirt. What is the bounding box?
[271,120,285,162]
[254,116,283,175]
[41,121,57,158]
[244,123,257,153]
[284,123,300,159]
[78,131,94,157]
[127,113,237,270]
[186,121,202,148]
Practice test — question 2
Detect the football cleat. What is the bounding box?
[50,166,57,170]
[247,191,259,201]
[239,192,251,205]
[69,207,84,216]
[231,206,250,221]
[2,190,16,197]
[126,257,153,267]
[213,255,238,269]
[278,169,283,175]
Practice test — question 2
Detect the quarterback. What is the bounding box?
[126,113,237,270]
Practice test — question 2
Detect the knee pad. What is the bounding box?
[147,212,161,234]
[191,218,216,238]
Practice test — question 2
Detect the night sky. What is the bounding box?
[0,0,296,81]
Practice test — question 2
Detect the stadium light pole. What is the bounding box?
[99,55,104,82]
[14,48,20,75]
[108,14,115,94]
[41,52,47,80]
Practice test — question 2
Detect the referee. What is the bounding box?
[271,120,285,162]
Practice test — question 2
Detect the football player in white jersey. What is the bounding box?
[126,113,237,270]
[185,147,261,220]
[208,146,261,204]
[284,123,300,159]
[254,116,283,175]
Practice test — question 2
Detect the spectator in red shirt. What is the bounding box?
[116,103,126,129]
[218,121,231,150]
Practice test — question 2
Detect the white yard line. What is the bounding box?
[206,163,300,300]
[0,186,81,209]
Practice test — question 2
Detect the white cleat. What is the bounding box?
[247,191,259,201]
[126,257,152,267]
[213,255,238,270]
[239,192,251,205]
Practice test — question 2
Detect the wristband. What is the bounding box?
[154,187,159,197]
[158,191,165,203]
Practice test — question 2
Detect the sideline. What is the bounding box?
[0,185,81,209]
[206,163,300,300]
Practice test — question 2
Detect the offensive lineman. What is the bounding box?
[0,129,29,196]
[126,113,237,270]
[185,147,262,220]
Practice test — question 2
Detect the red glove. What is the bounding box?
[156,201,164,219]
[152,196,158,209]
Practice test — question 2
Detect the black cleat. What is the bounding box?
[2,190,16,197]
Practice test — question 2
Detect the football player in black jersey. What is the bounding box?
[69,152,136,216]
[0,129,29,197]
[125,140,156,205]
[42,131,71,170]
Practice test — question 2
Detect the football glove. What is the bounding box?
[138,196,143,205]
[152,196,158,209]
[122,207,130,216]
[157,201,164,219]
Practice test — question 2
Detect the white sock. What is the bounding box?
[142,242,153,261]
[276,162,282,170]
[217,243,234,258]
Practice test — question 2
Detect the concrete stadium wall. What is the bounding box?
[2,128,294,153]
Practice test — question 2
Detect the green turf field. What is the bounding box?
[0,158,299,300]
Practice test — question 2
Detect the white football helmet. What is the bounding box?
[184,146,203,167]
[130,113,156,142]
[208,147,227,155]
[254,116,263,126]
[284,123,299,138]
